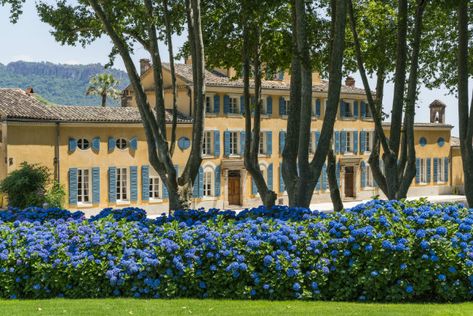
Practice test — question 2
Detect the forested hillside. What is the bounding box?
[0,61,129,106]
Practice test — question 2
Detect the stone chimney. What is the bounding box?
[185,56,192,65]
[139,58,151,75]
[25,87,34,94]
[345,76,355,87]
[429,99,446,124]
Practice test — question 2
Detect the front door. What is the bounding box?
[228,171,241,205]
[344,166,355,198]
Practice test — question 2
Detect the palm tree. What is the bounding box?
[86,73,121,107]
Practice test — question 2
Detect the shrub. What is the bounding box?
[0,200,473,302]
[0,162,50,209]
[44,181,66,208]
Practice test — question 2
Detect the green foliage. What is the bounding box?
[45,181,66,208]
[86,73,122,107]
[0,61,129,106]
[0,162,50,209]
[0,0,25,23]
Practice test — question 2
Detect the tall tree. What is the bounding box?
[347,0,428,200]
[38,0,205,210]
[282,0,347,208]
[86,73,121,107]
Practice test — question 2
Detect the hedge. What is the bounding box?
[0,199,473,301]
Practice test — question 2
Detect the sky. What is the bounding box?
[0,2,468,136]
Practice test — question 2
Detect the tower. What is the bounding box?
[429,100,446,124]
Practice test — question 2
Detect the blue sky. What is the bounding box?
[0,2,467,136]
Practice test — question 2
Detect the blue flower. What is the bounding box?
[405,285,414,294]
[292,282,301,291]
[438,274,446,281]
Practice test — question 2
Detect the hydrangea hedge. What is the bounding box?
[1,199,473,301]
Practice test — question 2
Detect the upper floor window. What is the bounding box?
[202,131,213,156]
[361,131,373,153]
[345,132,352,153]
[77,168,90,203]
[205,96,213,113]
[229,132,239,155]
[340,100,353,118]
[116,138,128,150]
[229,96,239,114]
[77,138,90,150]
[365,105,372,118]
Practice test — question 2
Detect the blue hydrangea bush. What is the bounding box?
[0,200,473,301]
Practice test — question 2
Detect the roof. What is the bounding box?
[429,99,446,108]
[0,88,192,124]
[382,122,453,129]
[135,63,368,95]
[451,136,460,147]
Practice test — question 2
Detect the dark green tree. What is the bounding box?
[86,73,121,107]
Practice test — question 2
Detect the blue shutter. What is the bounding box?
[130,166,138,202]
[108,137,115,152]
[335,131,340,154]
[224,95,230,114]
[353,131,358,154]
[426,158,431,183]
[198,167,204,197]
[315,131,321,148]
[266,131,272,156]
[279,162,285,192]
[130,137,138,151]
[162,181,169,199]
[142,166,150,201]
[266,96,273,114]
[68,138,77,153]
[68,168,78,205]
[361,102,366,118]
[433,158,438,183]
[322,164,327,190]
[341,131,347,154]
[315,99,321,117]
[240,96,245,114]
[92,167,100,204]
[214,130,220,157]
[224,131,230,157]
[268,163,273,190]
[361,161,366,188]
[108,167,117,203]
[340,101,345,117]
[279,97,286,116]
[214,95,220,114]
[240,131,246,155]
[252,178,257,195]
[92,137,100,152]
[415,158,420,184]
[354,101,359,118]
[444,158,449,182]
[360,131,366,153]
[336,161,340,186]
[278,70,284,80]
[193,171,199,198]
[215,166,221,197]
[279,131,286,154]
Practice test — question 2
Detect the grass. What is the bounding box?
[1,299,473,316]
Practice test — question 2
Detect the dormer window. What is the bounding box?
[116,138,128,150]
[77,138,90,150]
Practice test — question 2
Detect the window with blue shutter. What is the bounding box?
[240,96,245,114]
[279,131,286,154]
[240,131,246,155]
[361,101,366,118]
[223,95,230,114]
[215,166,221,197]
[192,171,199,198]
[433,158,438,183]
[279,97,286,116]
[108,137,115,152]
[354,101,359,118]
[92,167,100,204]
[353,131,359,154]
[129,137,138,151]
[315,131,321,149]
[108,167,117,203]
[322,164,327,191]
[340,101,345,118]
[68,138,77,153]
[360,131,366,153]
[266,96,273,115]
[198,167,204,197]
[426,158,431,183]
[415,158,420,184]
[266,131,272,156]
[335,131,340,154]
[68,168,78,205]
[336,161,340,186]
[444,157,449,182]
[91,137,100,152]
[340,131,347,154]
[142,166,149,201]
[214,95,220,114]
[224,131,230,157]
[268,163,273,190]
[278,70,284,80]
[214,130,220,157]
[279,162,285,192]
[361,161,366,188]
[130,166,138,202]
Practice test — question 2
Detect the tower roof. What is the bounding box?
[429,99,446,108]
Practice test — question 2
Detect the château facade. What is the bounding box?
[0,59,464,213]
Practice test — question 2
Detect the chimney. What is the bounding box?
[429,99,446,124]
[345,76,355,87]
[25,87,34,94]
[139,58,151,75]
[185,56,192,65]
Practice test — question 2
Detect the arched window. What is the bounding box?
[203,166,214,197]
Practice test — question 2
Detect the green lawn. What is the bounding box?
[1,299,473,316]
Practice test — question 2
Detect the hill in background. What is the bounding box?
[0,61,130,106]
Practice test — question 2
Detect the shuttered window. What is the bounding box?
[77,169,90,203]
[203,169,214,197]
[228,97,239,114]
[149,176,160,199]
[116,167,128,201]
[202,131,213,156]
[229,132,239,155]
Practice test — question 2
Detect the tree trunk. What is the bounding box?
[457,0,473,207]
[327,149,343,211]
[101,93,107,107]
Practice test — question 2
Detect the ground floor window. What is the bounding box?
[116,167,128,201]
[419,159,427,184]
[203,168,214,197]
[77,169,90,203]
[149,176,160,199]
[365,164,374,187]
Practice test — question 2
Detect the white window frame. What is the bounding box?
[283,97,290,115]
[203,167,214,197]
[437,159,446,183]
[77,168,91,205]
[345,131,353,153]
[116,167,129,202]
[229,131,239,156]
[364,131,373,153]
[205,95,214,114]
[259,132,267,155]
[202,131,213,156]
[149,168,161,201]
[341,100,354,118]
[365,104,373,118]
[77,138,90,151]
[365,163,374,188]
[309,133,316,154]
[419,159,427,184]
[229,95,239,114]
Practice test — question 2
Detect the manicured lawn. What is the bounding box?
[1,299,473,316]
